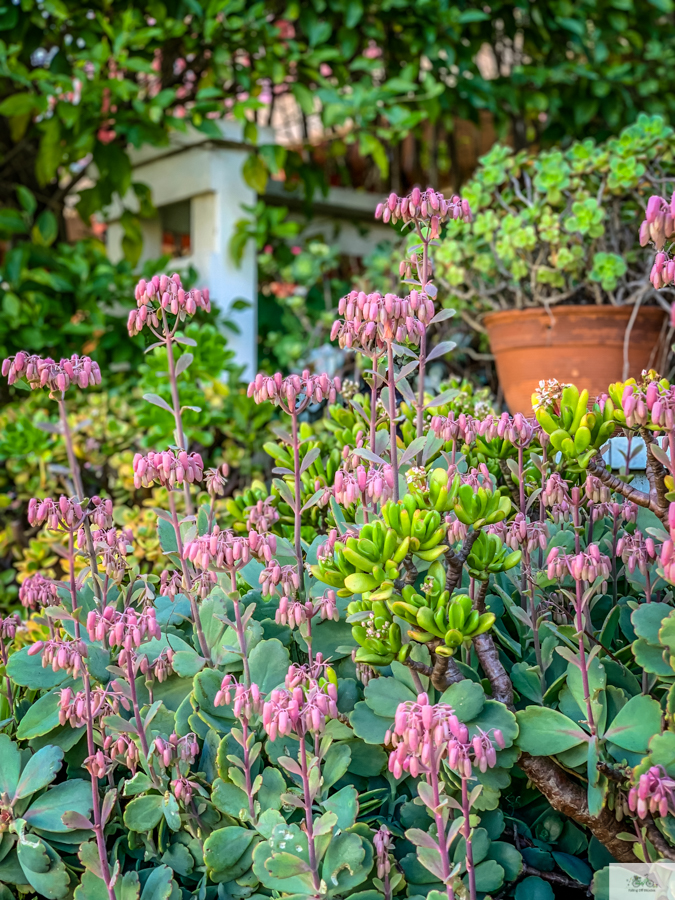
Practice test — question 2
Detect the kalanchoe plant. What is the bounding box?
[6,194,675,900]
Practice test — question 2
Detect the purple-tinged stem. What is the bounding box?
[461,776,477,900]
[517,445,525,514]
[415,232,431,452]
[230,570,251,686]
[241,719,257,822]
[299,736,321,892]
[161,309,194,517]
[0,634,13,713]
[290,411,305,589]
[575,579,596,736]
[168,490,211,663]
[58,398,101,600]
[427,760,455,900]
[369,353,379,451]
[386,342,399,503]
[125,654,151,762]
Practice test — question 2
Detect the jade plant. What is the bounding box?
[434,114,675,327]
[5,189,675,900]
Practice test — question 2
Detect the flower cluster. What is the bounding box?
[0,613,21,641]
[330,289,434,351]
[616,530,658,575]
[488,513,548,553]
[205,463,229,497]
[153,733,199,769]
[628,765,675,819]
[86,605,161,648]
[260,563,300,598]
[90,495,114,528]
[28,496,84,529]
[546,545,612,585]
[214,675,264,719]
[531,378,568,413]
[128,273,211,335]
[275,592,339,628]
[133,449,204,489]
[160,569,184,601]
[106,733,141,772]
[2,353,101,392]
[640,193,675,252]
[385,693,504,779]
[184,526,276,570]
[373,825,393,882]
[262,678,338,740]
[478,412,535,447]
[59,686,129,728]
[18,573,59,610]
[248,370,341,409]
[429,410,479,446]
[375,188,471,233]
[172,775,200,805]
[246,497,279,533]
[28,638,88,676]
[325,464,395,507]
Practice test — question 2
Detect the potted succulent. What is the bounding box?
[435,114,674,412]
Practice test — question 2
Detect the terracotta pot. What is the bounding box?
[483,305,666,414]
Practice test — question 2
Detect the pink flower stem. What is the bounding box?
[290,410,304,588]
[58,397,101,600]
[517,445,525,514]
[575,578,596,736]
[370,353,379,450]
[124,654,153,764]
[611,512,619,605]
[229,570,251,686]
[161,309,193,517]
[427,760,455,900]
[386,342,399,502]
[168,490,211,663]
[0,633,14,713]
[241,718,257,821]
[299,735,321,892]
[415,232,430,452]
[461,775,477,900]
[82,669,116,900]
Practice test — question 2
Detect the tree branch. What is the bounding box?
[587,455,663,520]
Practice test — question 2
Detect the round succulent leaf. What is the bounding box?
[439,680,485,721]
[349,702,392,745]
[123,795,164,832]
[14,745,64,800]
[514,875,554,900]
[17,836,69,899]
[466,700,518,748]
[469,859,505,892]
[0,734,21,797]
[486,841,522,881]
[631,602,672,643]
[364,676,416,717]
[603,694,661,753]
[24,779,92,833]
[516,707,587,755]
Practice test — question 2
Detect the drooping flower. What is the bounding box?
[628,765,675,819]
[28,638,88,676]
[28,496,84,529]
[2,353,101,393]
[132,449,204,489]
[375,188,471,233]
[128,273,211,335]
[616,530,657,575]
[183,526,276,570]
[19,573,59,610]
[248,370,341,410]
[153,733,199,769]
[331,290,433,351]
[214,675,263,720]
[262,676,338,741]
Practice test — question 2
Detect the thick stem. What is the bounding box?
[299,737,321,893]
[230,570,251,686]
[588,455,667,525]
[168,491,211,662]
[291,412,304,588]
[386,342,399,502]
[162,311,193,516]
[461,776,476,900]
[428,760,455,900]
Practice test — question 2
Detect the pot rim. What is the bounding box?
[483,304,665,328]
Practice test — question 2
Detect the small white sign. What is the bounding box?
[610,863,675,899]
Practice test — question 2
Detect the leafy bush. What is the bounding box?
[434,114,675,332]
[4,188,675,900]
